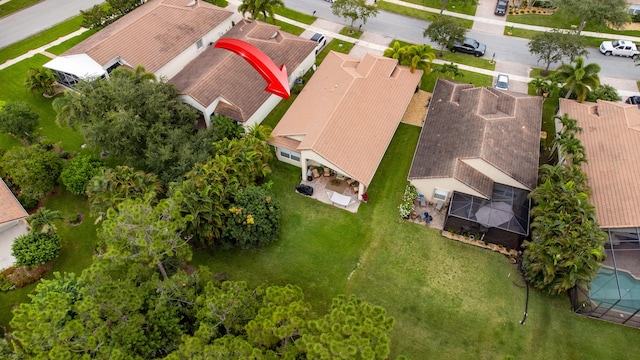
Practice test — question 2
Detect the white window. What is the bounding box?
[433,188,449,201]
[279,148,300,162]
[196,39,203,49]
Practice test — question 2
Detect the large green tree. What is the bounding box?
[551,0,630,35]
[98,196,192,280]
[331,0,379,30]
[1,145,62,200]
[554,56,600,102]
[52,66,215,184]
[170,126,273,246]
[299,294,394,359]
[224,185,281,249]
[523,114,607,295]
[0,101,39,142]
[238,0,285,23]
[423,16,467,57]
[527,29,587,74]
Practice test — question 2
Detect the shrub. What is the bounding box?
[38,138,55,150]
[1,145,63,200]
[61,154,105,195]
[24,67,56,97]
[0,101,39,140]
[11,232,61,267]
[223,186,281,249]
[633,14,640,23]
[17,194,38,210]
[398,183,417,219]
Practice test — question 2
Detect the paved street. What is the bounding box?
[1,0,638,96]
[0,0,103,49]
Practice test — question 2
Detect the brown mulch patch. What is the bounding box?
[1,261,54,291]
[67,213,84,226]
[401,90,431,127]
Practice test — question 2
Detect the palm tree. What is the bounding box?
[24,67,57,97]
[384,43,436,74]
[238,0,284,24]
[586,84,621,102]
[383,41,407,61]
[26,207,62,235]
[86,166,162,220]
[405,44,436,74]
[530,77,557,99]
[437,62,463,80]
[554,57,600,103]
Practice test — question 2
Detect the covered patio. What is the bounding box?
[298,170,362,213]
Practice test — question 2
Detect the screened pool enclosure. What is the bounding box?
[572,227,640,328]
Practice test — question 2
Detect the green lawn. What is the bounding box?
[275,6,316,25]
[0,16,83,64]
[400,0,477,16]
[339,27,364,39]
[378,1,473,29]
[274,20,305,36]
[46,29,98,55]
[0,0,42,19]
[503,27,609,48]
[0,54,86,152]
[507,10,640,37]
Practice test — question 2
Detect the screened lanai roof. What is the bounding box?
[448,183,530,235]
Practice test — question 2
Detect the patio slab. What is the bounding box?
[298,175,361,213]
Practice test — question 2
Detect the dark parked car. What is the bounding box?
[449,38,486,57]
[626,96,640,105]
[295,184,314,196]
[494,0,508,16]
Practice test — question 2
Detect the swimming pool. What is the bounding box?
[590,267,640,312]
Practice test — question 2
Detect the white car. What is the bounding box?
[599,40,640,59]
[495,74,509,90]
[310,33,327,54]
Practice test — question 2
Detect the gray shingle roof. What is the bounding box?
[409,79,542,196]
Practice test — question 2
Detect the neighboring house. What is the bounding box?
[171,19,317,128]
[559,99,640,326]
[0,178,29,270]
[44,0,234,87]
[408,79,542,248]
[270,51,422,198]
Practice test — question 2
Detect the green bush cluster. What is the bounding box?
[11,231,61,268]
[60,154,105,195]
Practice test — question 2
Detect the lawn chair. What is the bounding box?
[435,200,444,212]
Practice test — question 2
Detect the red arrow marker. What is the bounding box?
[215,38,290,99]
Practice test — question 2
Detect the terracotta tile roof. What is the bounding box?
[0,178,28,225]
[64,0,233,73]
[559,98,640,228]
[409,79,542,195]
[171,20,317,122]
[270,51,422,186]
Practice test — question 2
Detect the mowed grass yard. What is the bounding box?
[1,16,640,360]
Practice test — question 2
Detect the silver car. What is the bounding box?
[495,74,509,90]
